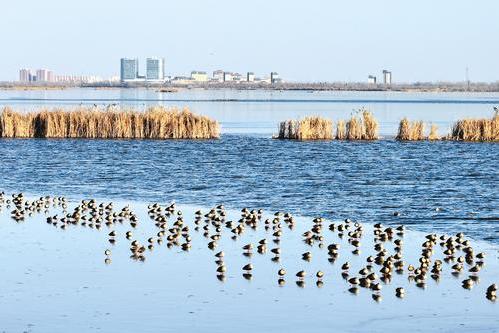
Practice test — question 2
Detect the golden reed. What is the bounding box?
[396,118,427,140]
[346,110,379,140]
[0,106,220,139]
[450,111,499,141]
[398,110,498,142]
[278,117,333,140]
[277,110,378,141]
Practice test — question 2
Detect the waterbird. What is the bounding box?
[242,264,253,271]
[462,278,474,289]
[302,252,312,261]
[348,277,359,285]
[271,248,281,255]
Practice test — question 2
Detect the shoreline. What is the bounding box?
[2,83,499,93]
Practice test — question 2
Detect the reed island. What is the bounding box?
[277,109,498,142]
[0,106,220,139]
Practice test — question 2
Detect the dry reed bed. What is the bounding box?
[278,117,333,140]
[398,111,498,142]
[277,110,378,141]
[396,118,440,141]
[450,111,499,141]
[0,106,220,139]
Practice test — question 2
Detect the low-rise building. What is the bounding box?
[232,73,243,81]
[213,70,224,82]
[172,76,193,85]
[247,72,255,82]
[191,71,208,82]
[223,72,233,82]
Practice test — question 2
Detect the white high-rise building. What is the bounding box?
[120,58,139,82]
[47,70,54,82]
[36,69,53,82]
[247,72,255,82]
[19,69,32,82]
[146,57,165,81]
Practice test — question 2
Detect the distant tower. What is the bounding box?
[270,72,280,84]
[465,67,470,91]
[368,75,377,85]
[382,70,392,85]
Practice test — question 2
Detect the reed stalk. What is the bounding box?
[336,120,346,140]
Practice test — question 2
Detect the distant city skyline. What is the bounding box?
[118,56,282,84]
[1,0,499,83]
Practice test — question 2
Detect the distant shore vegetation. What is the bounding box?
[3,81,499,93]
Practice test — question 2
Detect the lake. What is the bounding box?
[0,88,497,332]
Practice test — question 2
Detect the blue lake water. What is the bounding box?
[1,136,497,244]
[0,88,498,243]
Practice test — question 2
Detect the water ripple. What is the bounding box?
[0,135,497,243]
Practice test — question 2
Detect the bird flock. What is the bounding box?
[0,191,497,302]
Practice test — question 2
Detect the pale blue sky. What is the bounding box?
[1,0,498,82]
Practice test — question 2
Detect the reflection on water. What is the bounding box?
[0,136,497,243]
[0,197,497,332]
